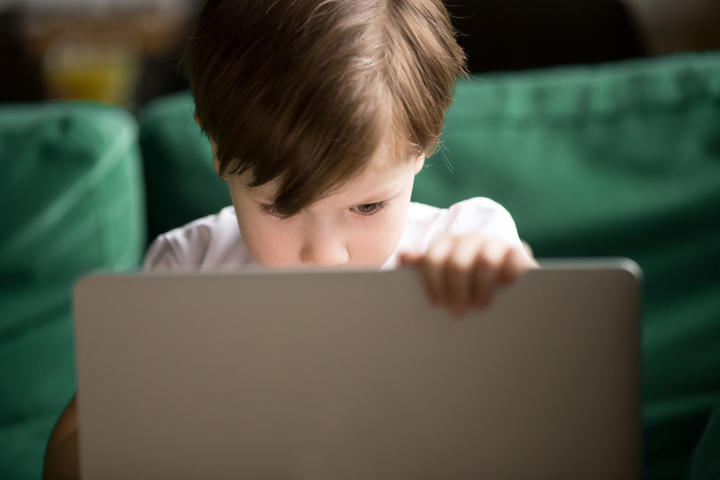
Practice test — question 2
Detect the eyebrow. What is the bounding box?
[353,185,404,205]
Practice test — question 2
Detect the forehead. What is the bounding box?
[331,152,416,199]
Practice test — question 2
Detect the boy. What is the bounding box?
[44,0,536,477]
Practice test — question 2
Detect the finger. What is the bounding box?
[497,247,535,285]
[418,236,454,305]
[444,235,487,313]
[471,239,510,307]
[399,251,423,265]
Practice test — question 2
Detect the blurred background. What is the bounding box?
[1,0,719,108]
[1,2,720,480]
[0,0,194,107]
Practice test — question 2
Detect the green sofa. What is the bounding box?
[2,52,719,479]
[0,104,145,479]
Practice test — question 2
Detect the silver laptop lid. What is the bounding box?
[74,259,641,479]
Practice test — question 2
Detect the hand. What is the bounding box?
[399,234,538,316]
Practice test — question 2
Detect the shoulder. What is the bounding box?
[444,197,521,241]
[143,206,252,271]
[404,197,524,250]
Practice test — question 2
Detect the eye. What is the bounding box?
[351,201,387,216]
[260,203,284,218]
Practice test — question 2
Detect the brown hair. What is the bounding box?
[184,0,466,216]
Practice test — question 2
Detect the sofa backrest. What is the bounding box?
[139,94,230,245]
[0,103,144,479]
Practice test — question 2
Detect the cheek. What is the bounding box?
[233,206,299,266]
[243,222,298,265]
[346,181,414,266]
[347,202,409,266]
[227,183,300,266]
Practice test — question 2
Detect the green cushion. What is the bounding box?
[138,93,230,244]
[136,52,720,479]
[686,402,720,480]
[0,103,145,479]
[413,52,720,480]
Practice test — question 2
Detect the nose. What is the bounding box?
[300,231,350,267]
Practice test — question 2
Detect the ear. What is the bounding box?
[211,141,223,178]
[413,154,426,175]
[196,114,224,179]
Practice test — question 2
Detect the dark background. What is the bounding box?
[1,0,719,106]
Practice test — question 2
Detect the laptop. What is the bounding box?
[73,259,642,479]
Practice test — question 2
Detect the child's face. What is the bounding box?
[217,140,424,268]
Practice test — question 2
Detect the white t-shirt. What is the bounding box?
[144,198,527,271]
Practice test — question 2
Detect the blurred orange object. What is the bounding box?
[25,9,188,106]
[43,42,139,105]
